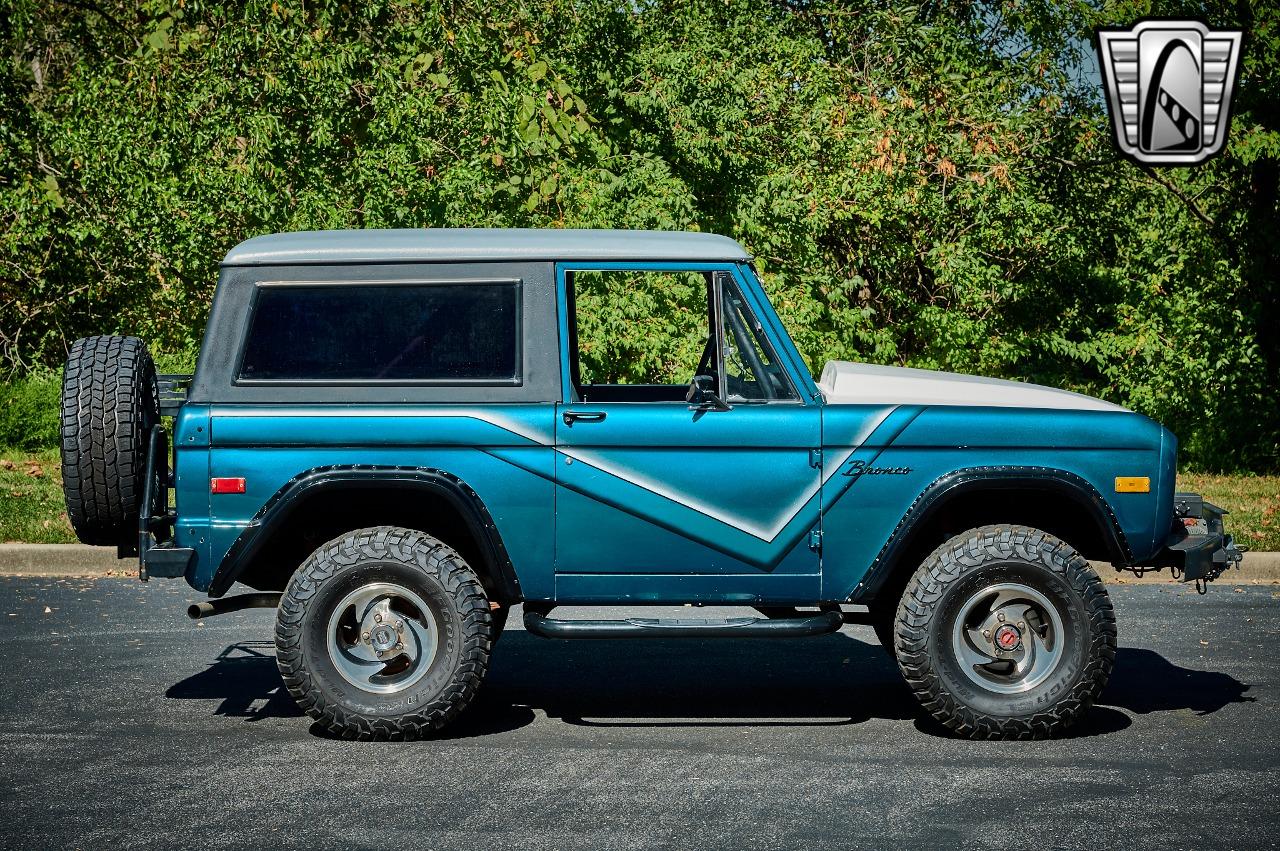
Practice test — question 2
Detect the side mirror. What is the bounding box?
[686,375,731,412]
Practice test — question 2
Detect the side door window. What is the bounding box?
[567,267,716,402]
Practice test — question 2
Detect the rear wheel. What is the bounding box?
[894,524,1115,739]
[275,526,492,739]
[59,335,158,546]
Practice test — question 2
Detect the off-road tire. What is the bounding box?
[59,336,159,546]
[894,524,1116,739]
[275,526,492,740]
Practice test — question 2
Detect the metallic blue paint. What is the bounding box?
[191,405,557,597]
[174,255,1176,607]
[553,403,821,597]
[819,405,1168,599]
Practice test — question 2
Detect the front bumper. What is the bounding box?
[1140,492,1246,586]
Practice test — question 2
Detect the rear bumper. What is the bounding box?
[141,545,196,580]
[1137,492,1246,585]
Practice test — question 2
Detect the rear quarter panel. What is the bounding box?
[193,404,556,597]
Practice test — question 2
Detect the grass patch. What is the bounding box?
[1177,473,1280,552]
[0,373,61,450]
[0,448,75,543]
[2,445,1276,551]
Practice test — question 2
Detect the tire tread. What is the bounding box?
[59,335,157,545]
[274,525,491,740]
[894,523,1116,740]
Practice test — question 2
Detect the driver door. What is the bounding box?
[553,264,821,603]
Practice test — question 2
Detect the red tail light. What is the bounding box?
[210,477,246,494]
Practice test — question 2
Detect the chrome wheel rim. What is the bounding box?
[950,582,1065,695]
[325,582,438,695]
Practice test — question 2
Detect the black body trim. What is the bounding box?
[207,465,522,600]
[849,466,1132,603]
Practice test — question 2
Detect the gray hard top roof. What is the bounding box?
[221,228,750,266]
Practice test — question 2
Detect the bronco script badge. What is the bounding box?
[1096,20,1243,166]
[843,460,912,481]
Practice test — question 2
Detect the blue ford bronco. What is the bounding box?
[59,229,1243,740]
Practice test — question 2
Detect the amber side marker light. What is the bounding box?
[1114,476,1150,493]
[210,477,246,494]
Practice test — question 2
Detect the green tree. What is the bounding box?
[0,0,1275,470]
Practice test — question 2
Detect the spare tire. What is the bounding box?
[60,336,159,546]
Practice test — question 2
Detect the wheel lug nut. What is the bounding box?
[982,630,991,638]
[362,632,370,642]
[997,612,1006,622]
[375,650,384,658]
[1018,621,1025,629]
[396,620,404,631]
[374,613,383,623]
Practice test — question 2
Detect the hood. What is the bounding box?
[818,361,1127,412]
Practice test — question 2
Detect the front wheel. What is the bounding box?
[894,524,1116,739]
[275,526,492,739]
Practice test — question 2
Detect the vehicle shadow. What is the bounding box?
[1101,646,1254,716]
[162,640,536,739]
[165,632,1252,739]
[164,641,301,722]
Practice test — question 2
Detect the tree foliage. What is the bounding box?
[0,0,1276,470]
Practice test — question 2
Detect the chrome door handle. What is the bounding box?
[562,411,607,425]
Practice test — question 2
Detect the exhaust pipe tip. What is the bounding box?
[187,602,215,620]
[186,592,281,620]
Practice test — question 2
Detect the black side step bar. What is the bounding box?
[523,608,843,639]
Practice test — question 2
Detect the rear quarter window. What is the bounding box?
[238,281,521,383]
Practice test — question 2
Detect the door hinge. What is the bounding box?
[808,448,823,469]
[808,528,823,552]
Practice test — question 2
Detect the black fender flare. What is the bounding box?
[848,466,1132,603]
[208,465,522,600]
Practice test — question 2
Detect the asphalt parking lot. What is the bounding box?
[0,577,1276,850]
